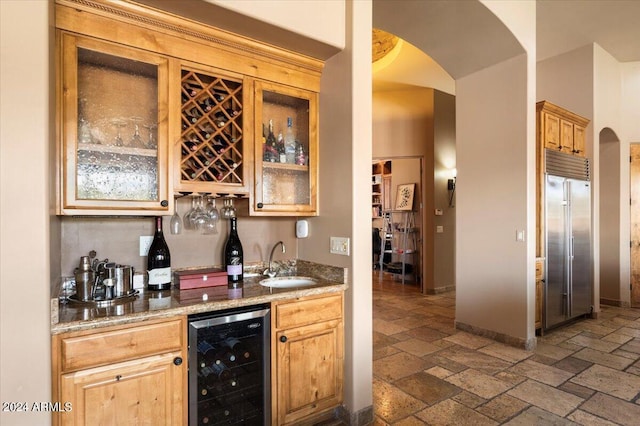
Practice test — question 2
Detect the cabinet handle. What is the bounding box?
[257,202,264,209]
[115,375,122,381]
[173,357,183,366]
[160,200,169,207]
[279,335,287,343]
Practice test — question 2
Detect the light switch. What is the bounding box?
[516,230,526,242]
[330,237,350,256]
[436,226,444,233]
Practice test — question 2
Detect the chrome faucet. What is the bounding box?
[263,241,286,278]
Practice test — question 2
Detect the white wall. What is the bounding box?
[0,1,52,425]
[456,54,532,342]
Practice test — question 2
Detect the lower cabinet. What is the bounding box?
[272,293,344,425]
[52,317,187,426]
[535,258,544,331]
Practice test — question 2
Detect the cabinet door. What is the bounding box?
[542,112,560,150]
[560,119,574,154]
[573,125,586,157]
[58,33,171,215]
[274,320,343,425]
[253,81,318,216]
[60,351,185,426]
[174,65,251,195]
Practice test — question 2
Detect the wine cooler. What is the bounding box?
[188,305,270,425]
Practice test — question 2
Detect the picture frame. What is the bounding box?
[394,183,416,211]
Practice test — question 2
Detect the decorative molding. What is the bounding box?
[58,0,323,74]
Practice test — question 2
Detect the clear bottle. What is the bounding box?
[284,117,296,164]
[147,216,171,291]
[224,217,243,285]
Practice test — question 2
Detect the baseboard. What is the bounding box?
[600,298,630,308]
[424,285,455,295]
[336,404,374,425]
[455,321,537,351]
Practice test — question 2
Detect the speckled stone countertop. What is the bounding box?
[51,260,348,335]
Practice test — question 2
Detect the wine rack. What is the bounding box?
[180,69,244,187]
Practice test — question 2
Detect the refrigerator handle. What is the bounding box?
[570,235,575,260]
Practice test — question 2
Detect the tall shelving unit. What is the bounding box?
[379,210,419,284]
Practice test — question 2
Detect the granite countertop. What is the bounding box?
[51,260,348,335]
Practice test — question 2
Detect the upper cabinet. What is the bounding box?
[57,34,172,215]
[537,101,589,158]
[55,0,323,216]
[174,64,251,196]
[252,81,318,216]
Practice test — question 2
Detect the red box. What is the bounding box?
[174,268,227,290]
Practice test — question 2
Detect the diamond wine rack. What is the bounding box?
[180,70,243,186]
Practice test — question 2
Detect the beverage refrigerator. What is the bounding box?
[188,304,271,425]
[544,149,592,330]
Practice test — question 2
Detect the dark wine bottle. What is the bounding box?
[147,216,171,291]
[182,82,200,97]
[265,119,278,162]
[225,337,252,363]
[224,217,243,285]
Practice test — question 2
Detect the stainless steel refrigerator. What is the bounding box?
[544,150,592,330]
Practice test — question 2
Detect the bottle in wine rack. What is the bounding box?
[198,340,217,368]
[225,337,252,363]
[211,135,229,153]
[198,97,214,112]
[182,82,200,97]
[185,107,202,123]
[183,140,200,152]
[147,216,171,291]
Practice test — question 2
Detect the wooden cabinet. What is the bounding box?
[271,293,344,425]
[252,81,319,216]
[537,101,589,157]
[56,33,172,215]
[52,318,187,425]
[535,258,544,331]
[56,0,323,216]
[173,64,251,196]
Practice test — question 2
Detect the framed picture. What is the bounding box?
[394,183,416,211]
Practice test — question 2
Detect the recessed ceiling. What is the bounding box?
[372,29,399,63]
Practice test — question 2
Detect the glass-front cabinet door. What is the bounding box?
[173,65,249,196]
[253,81,318,216]
[58,33,171,215]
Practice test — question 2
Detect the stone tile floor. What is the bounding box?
[372,273,640,425]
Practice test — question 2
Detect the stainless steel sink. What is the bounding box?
[259,276,317,288]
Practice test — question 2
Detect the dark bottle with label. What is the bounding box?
[224,217,243,285]
[147,216,171,291]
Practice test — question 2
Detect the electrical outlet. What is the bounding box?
[139,236,153,256]
[330,237,350,256]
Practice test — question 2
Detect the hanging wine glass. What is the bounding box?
[183,196,197,231]
[170,197,182,235]
[202,196,219,235]
[190,195,207,231]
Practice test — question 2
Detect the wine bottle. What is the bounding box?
[296,142,306,166]
[277,130,286,163]
[198,97,214,112]
[224,217,243,285]
[147,216,171,291]
[225,337,252,363]
[266,119,278,162]
[284,117,296,164]
[182,82,200,97]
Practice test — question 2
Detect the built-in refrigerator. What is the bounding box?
[544,149,592,330]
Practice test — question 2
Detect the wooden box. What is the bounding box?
[174,268,227,290]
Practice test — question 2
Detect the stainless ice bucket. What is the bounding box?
[106,264,134,297]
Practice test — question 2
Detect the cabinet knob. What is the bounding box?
[115,375,122,381]
[279,335,287,343]
[257,202,264,209]
[160,200,169,207]
[173,357,183,366]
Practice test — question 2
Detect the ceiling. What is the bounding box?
[537,0,640,63]
[373,0,640,93]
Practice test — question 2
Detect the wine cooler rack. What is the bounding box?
[180,70,243,186]
[188,305,270,426]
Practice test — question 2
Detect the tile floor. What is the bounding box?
[372,273,640,425]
